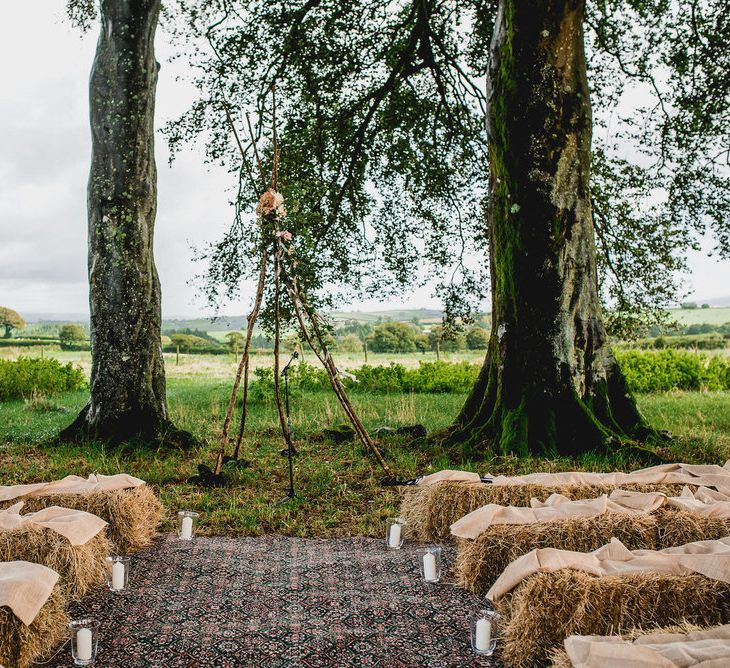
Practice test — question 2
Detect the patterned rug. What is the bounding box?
[44,536,501,667]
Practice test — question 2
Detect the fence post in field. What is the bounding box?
[176,345,180,366]
[364,340,368,363]
[40,346,44,359]
[436,342,440,360]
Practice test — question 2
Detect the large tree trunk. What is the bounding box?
[63,0,175,444]
[449,0,652,457]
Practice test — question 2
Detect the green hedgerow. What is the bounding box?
[0,356,87,401]
[249,360,481,398]
[615,349,730,393]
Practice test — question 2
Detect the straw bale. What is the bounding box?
[547,621,705,668]
[2,485,163,553]
[497,570,730,667]
[456,509,730,596]
[0,526,110,599]
[0,584,68,668]
[400,481,691,542]
[455,513,658,595]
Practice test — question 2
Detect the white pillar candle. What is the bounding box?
[475,618,492,651]
[423,552,437,580]
[181,515,193,539]
[76,627,93,661]
[388,523,401,548]
[111,561,125,590]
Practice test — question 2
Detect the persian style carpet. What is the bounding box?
[44,536,500,667]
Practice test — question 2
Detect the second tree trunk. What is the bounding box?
[450,0,651,457]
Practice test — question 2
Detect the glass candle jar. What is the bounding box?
[105,555,129,592]
[178,511,199,540]
[385,517,406,549]
[470,608,499,656]
[416,546,442,583]
[70,618,100,666]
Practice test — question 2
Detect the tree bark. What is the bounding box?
[63,0,176,444]
[449,0,652,457]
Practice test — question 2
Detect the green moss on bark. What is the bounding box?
[447,0,656,459]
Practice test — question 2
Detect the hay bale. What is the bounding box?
[497,570,730,667]
[399,481,692,542]
[0,585,68,668]
[547,621,705,668]
[656,509,730,547]
[455,513,659,596]
[456,509,730,596]
[0,526,110,599]
[547,648,572,668]
[2,486,164,553]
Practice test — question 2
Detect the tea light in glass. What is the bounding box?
[178,510,199,540]
[385,517,406,549]
[70,618,100,666]
[417,546,442,583]
[105,555,129,591]
[470,608,499,656]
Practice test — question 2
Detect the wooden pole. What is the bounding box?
[280,255,391,474]
[216,242,268,471]
[176,345,179,366]
[364,340,368,363]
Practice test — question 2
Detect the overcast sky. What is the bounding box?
[1,2,728,320]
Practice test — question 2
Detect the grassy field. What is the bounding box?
[0,347,488,378]
[669,306,730,325]
[1,346,729,538]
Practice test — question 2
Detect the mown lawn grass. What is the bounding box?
[1,377,728,538]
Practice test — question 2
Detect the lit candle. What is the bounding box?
[388,523,401,548]
[111,561,125,590]
[475,618,492,651]
[181,515,193,539]
[76,627,93,661]
[423,551,437,581]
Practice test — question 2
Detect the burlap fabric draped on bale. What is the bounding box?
[399,463,730,541]
[0,502,110,598]
[453,489,730,594]
[488,537,730,667]
[0,474,163,553]
[0,561,68,668]
[549,623,730,668]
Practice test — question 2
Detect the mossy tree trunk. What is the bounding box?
[449,0,652,457]
[63,0,174,444]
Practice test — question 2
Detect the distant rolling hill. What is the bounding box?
[20,305,730,333]
[165,308,451,332]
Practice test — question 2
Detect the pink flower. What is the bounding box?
[277,230,293,241]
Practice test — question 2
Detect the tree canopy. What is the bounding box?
[58,323,88,349]
[165,0,729,336]
[0,307,25,338]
